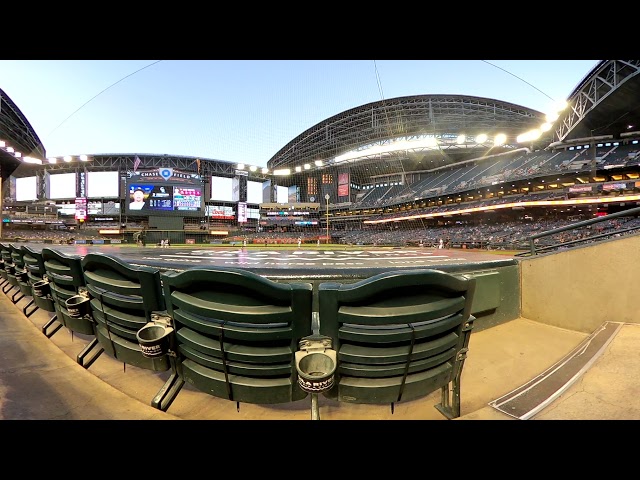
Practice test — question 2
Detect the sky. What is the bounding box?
[0,59,600,168]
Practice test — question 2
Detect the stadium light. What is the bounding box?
[23,157,42,164]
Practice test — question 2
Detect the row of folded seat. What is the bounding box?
[0,241,477,420]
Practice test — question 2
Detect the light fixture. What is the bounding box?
[23,157,43,165]
[493,134,507,146]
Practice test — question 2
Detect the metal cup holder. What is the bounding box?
[136,312,175,359]
[295,335,337,392]
[66,289,91,318]
[15,270,29,283]
[32,279,51,297]
[295,334,337,420]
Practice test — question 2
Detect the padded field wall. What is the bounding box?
[520,234,640,333]
[262,260,521,333]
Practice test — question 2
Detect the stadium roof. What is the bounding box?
[554,60,640,143]
[267,94,550,173]
[0,88,46,183]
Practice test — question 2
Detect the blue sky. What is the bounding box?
[0,59,599,167]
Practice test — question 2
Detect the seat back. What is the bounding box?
[156,267,313,409]
[2,243,26,294]
[0,242,11,280]
[22,245,55,312]
[81,252,169,371]
[318,268,476,419]
[10,244,31,296]
[10,244,25,270]
[21,245,46,285]
[41,247,93,335]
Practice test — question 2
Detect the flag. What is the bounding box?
[196,158,201,174]
[133,155,141,172]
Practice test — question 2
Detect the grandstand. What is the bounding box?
[2,60,640,249]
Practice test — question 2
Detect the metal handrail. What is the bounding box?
[517,205,640,257]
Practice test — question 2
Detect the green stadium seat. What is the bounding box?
[318,268,476,419]
[0,242,8,286]
[151,267,314,413]
[4,244,26,303]
[41,248,104,368]
[80,252,170,373]
[20,245,53,317]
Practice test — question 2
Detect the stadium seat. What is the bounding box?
[21,245,54,317]
[80,252,170,372]
[0,244,7,287]
[41,248,104,368]
[151,267,314,413]
[317,268,476,419]
[3,244,26,303]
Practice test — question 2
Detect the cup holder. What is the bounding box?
[295,335,337,394]
[136,313,174,358]
[32,280,50,297]
[66,294,91,318]
[15,270,29,283]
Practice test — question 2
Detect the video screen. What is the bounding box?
[127,183,202,214]
[128,184,173,212]
[173,187,202,211]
